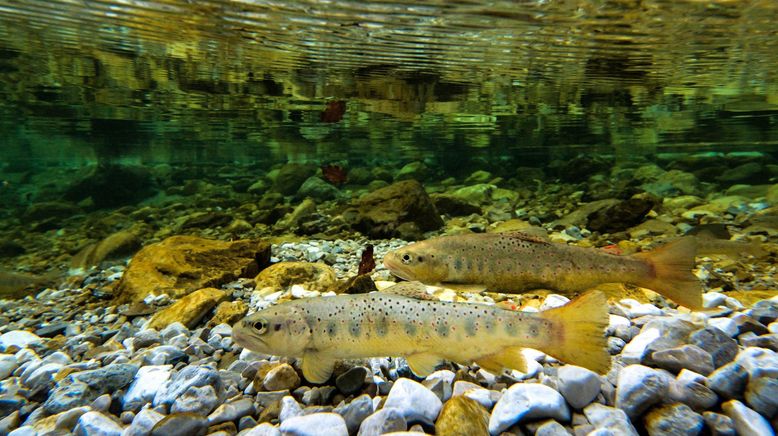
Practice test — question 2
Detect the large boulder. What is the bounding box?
[115,236,270,303]
[272,164,318,196]
[352,180,443,239]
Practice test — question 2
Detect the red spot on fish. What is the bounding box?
[321,164,347,186]
[320,100,346,123]
[601,244,622,255]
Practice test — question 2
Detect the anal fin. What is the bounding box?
[476,347,529,374]
[406,352,443,377]
[301,352,335,384]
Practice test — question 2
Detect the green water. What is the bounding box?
[0,0,777,221]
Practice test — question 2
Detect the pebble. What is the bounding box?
[123,365,172,411]
[708,362,748,400]
[703,292,727,308]
[737,346,778,378]
[383,378,442,424]
[263,364,301,392]
[133,329,162,349]
[721,400,774,436]
[668,373,718,412]
[124,408,165,436]
[74,411,124,436]
[744,376,778,417]
[621,327,661,364]
[618,299,663,317]
[434,396,489,436]
[557,365,601,409]
[452,381,495,409]
[644,403,703,436]
[540,294,570,310]
[702,411,735,436]
[333,394,373,435]
[615,365,669,419]
[688,327,738,368]
[279,412,348,436]
[335,366,367,395]
[0,330,42,350]
[357,408,406,436]
[489,383,570,435]
[91,393,112,411]
[171,384,220,416]
[241,423,282,436]
[0,354,18,379]
[150,412,209,436]
[421,369,455,402]
[153,365,224,407]
[650,344,715,375]
[534,419,569,436]
[708,318,739,337]
[208,398,255,426]
[583,403,638,436]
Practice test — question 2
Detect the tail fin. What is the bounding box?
[632,237,703,310]
[539,291,610,374]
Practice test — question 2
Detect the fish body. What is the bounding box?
[233,291,609,383]
[0,270,57,298]
[383,232,702,309]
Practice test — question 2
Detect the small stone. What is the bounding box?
[583,403,638,436]
[171,385,221,416]
[333,394,373,435]
[651,344,715,375]
[708,362,748,400]
[0,354,19,379]
[435,396,489,436]
[668,375,718,412]
[644,403,703,436]
[721,400,774,436]
[534,419,569,436]
[689,328,738,368]
[621,327,661,364]
[241,423,282,436]
[452,381,494,409]
[615,365,670,419]
[703,292,727,308]
[208,398,255,426]
[708,318,739,337]
[489,383,570,435]
[357,408,406,436]
[74,411,124,436]
[744,376,778,417]
[120,411,135,425]
[133,329,162,349]
[540,295,570,311]
[154,365,224,408]
[557,365,601,409]
[422,370,455,403]
[383,378,442,424]
[0,411,19,435]
[335,366,367,395]
[279,396,303,422]
[263,364,301,392]
[702,412,735,436]
[91,394,112,412]
[150,412,208,436]
[737,346,778,379]
[125,408,165,436]
[123,365,172,412]
[279,413,348,436]
[239,416,258,431]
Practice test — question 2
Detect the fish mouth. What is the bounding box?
[232,326,265,350]
[383,256,414,281]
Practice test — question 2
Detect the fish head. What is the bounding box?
[383,242,448,283]
[233,303,312,357]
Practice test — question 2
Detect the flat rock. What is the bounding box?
[74,411,124,436]
[557,365,601,409]
[150,412,208,436]
[721,400,774,436]
[383,378,442,424]
[115,235,270,303]
[435,396,489,436]
[279,413,348,436]
[147,287,228,330]
[615,365,669,419]
[651,344,715,375]
[644,403,703,436]
[357,408,406,436]
[489,383,570,435]
[255,262,337,293]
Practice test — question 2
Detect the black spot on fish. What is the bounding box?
[327,321,337,336]
[349,320,361,337]
[504,322,517,335]
[454,258,463,271]
[376,316,388,337]
[436,322,449,337]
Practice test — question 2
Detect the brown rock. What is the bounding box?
[147,288,228,330]
[208,301,248,327]
[340,274,378,295]
[70,230,142,270]
[435,396,490,436]
[115,235,270,303]
[255,262,337,293]
[262,363,301,391]
[353,180,443,239]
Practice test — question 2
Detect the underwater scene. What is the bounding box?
[1,0,778,435]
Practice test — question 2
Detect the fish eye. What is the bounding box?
[401,253,412,263]
[252,319,268,334]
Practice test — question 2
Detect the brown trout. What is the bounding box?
[233,291,609,383]
[383,232,703,309]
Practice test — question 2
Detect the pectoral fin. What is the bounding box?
[476,347,529,374]
[301,352,335,384]
[406,352,443,377]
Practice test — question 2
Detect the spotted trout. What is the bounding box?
[233,290,609,383]
[383,232,703,309]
